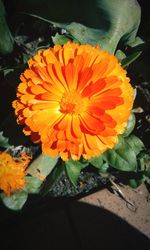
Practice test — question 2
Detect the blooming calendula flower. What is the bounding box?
[13,42,134,160]
[0,152,30,195]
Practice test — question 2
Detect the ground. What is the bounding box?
[0,183,149,250]
[81,183,150,238]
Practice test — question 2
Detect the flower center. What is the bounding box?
[60,91,86,114]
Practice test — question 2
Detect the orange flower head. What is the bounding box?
[13,42,134,160]
[0,152,30,196]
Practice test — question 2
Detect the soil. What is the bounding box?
[48,170,150,238]
[81,183,150,238]
[47,167,150,238]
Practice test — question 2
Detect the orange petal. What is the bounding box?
[54,114,69,130]
[47,64,66,92]
[34,66,51,82]
[31,101,59,111]
[78,67,93,92]
[72,115,82,138]
[30,85,46,95]
[100,113,117,128]
[37,92,61,102]
[87,106,104,116]
[80,112,105,134]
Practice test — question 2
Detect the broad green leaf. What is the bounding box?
[126,135,145,156]
[126,36,144,48]
[27,154,59,180]
[65,159,86,187]
[123,113,136,137]
[23,176,42,194]
[104,136,137,171]
[0,0,13,54]
[20,0,141,53]
[59,22,105,46]
[89,155,103,169]
[41,162,64,195]
[0,131,10,148]
[0,191,28,210]
[90,0,141,52]
[52,0,141,53]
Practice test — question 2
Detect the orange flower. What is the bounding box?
[0,152,30,195]
[13,42,134,160]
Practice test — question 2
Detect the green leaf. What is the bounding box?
[98,162,109,174]
[122,51,142,68]
[20,0,141,54]
[123,113,136,137]
[0,131,10,148]
[122,41,145,67]
[138,150,150,171]
[115,50,126,62]
[52,33,70,45]
[0,191,28,210]
[144,171,150,178]
[143,169,150,185]
[27,154,59,180]
[89,155,109,175]
[104,136,137,171]
[89,155,103,169]
[22,53,31,64]
[129,178,142,188]
[143,175,150,185]
[126,135,145,156]
[23,176,42,194]
[3,68,14,77]
[126,36,144,48]
[65,159,86,187]
[79,157,89,168]
[41,162,64,195]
